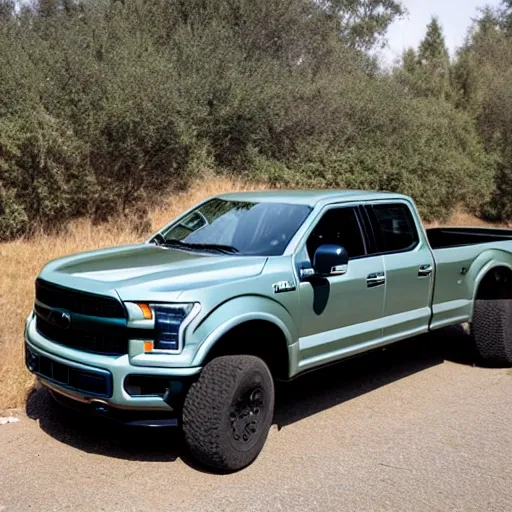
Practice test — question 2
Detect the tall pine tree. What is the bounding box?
[418,17,449,64]
[500,0,512,32]
[402,47,417,74]
[319,0,405,50]
[451,3,512,221]
[416,17,452,100]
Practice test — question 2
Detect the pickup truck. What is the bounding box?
[25,190,512,471]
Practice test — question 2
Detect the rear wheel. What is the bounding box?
[182,355,275,471]
[472,268,512,366]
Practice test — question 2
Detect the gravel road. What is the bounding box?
[1,327,512,512]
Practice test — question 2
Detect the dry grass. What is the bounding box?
[0,176,259,410]
[425,210,509,229]
[0,180,504,411]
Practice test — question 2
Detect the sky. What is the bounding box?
[382,0,503,65]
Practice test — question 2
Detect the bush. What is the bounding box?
[0,0,500,239]
[0,111,93,240]
[451,8,512,221]
[250,77,494,221]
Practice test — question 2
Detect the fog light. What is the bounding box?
[124,375,171,396]
[25,348,38,372]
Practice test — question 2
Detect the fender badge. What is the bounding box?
[273,281,296,294]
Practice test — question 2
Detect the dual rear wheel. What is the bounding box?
[472,268,512,367]
[472,298,512,366]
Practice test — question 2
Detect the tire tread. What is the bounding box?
[472,298,512,366]
[182,355,274,471]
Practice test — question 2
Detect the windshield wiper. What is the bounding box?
[163,239,239,254]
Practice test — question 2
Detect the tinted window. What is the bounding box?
[372,203,419,252]
[306,207,366,260]
[162,199,311,256]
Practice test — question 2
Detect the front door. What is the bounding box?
[296,206,386,371]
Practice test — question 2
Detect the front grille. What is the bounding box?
[35,279,125,319]
[35,316,128,356]
[26,346,112,398]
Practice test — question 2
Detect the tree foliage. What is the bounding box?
[451,2,512,220]
[396,17,452,100]
[418,17,449,63]
[0,0,502,239]
[318,0,405,50]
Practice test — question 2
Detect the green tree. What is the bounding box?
[418,17,449,63]
[0,0,14,22]
[477,5,501,35]
[318,0,405,50]
[500,0,512,31]
[395,19,452,101]
[402,47,417,74]
[38,0,59,18]
[0,0,498,238]
[415,17,451,99]
[451,5,512,221]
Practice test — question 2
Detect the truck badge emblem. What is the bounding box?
[48,310,72,329]
[273,281,296,294]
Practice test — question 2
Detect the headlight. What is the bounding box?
[153,304,194,351]
[128,302,200,352]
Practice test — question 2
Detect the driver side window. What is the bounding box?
[306,207,366,261]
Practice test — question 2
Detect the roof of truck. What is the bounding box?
[216,189,410,207]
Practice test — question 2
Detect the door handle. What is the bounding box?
[367,272,386,288]
[418,264,433,277]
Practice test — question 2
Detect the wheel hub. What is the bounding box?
[230,387,264,445]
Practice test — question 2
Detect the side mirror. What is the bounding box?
[312,244,349,277]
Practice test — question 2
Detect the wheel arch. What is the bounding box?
[190,297,296,379]
[469,258,512,321]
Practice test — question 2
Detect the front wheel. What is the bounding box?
[182,355,275,471]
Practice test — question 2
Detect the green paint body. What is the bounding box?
[24,190,512,412]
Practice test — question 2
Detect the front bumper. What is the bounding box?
[48,389,179,427]
[25,313,201,418]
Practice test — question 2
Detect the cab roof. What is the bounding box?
[216,189,409,207]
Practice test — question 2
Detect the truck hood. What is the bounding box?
[39,244,267,302]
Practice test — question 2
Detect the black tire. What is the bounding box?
[472,298,512,366]
[182,355,275,471]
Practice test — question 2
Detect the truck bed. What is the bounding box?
[426,227,512,250]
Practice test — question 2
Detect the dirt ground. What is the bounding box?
[1,327,512,512]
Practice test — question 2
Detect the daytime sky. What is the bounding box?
[383,0,503,64]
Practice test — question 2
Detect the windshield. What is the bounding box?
[159,198,311,256]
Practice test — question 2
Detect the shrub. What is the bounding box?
[0,0,500,238]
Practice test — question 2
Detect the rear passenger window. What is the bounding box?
[372,203,419,252]
[306,207,366,261]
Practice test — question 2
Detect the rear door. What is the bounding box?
[364,201,434,340]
